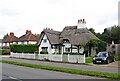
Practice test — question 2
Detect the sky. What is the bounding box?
[0,0,119,38]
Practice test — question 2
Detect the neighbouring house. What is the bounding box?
[17,30,39,44]
[1,30,39,46]
[38,19,98,54]
[0,39,3,47]
[107,41,120,54]
[2,32,19,46]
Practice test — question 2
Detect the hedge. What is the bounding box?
[10,44,38,53]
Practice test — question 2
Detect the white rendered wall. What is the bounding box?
[29,41,37,44]
[18,42,21,44]
[0,43,2,46]
[63,43,71,52]
[77,23,86,29]
[39,34,52,54]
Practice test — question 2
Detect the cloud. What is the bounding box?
[0,9,19,16]
[0,0,118,38]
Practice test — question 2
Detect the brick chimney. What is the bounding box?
[10,32,14,37]
[10,32,14,42]
[26,30,31,34]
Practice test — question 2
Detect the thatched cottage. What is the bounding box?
[38,19,98,54]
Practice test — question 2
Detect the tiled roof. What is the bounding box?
[2,31,39,43]
[18,31,39,42]
[2,36,19,43]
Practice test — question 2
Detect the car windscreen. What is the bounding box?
[97,52,108,57]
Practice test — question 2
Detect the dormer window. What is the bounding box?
[63,39,69,43]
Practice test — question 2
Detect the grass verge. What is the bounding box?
[85,56,94,63]
[0,60,120,79]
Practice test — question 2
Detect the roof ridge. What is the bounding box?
[28,33,32,41]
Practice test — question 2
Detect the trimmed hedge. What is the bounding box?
[10,44,38,53]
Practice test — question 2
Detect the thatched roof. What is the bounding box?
[38,29,60,45]
[38,26,98,46]
[60,26,97,45]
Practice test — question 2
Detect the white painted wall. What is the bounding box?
[63,43,84,53]
[79,47,84,54]
[29,41,37,44]
[77,23,86,29]
[63,43,71,52]
[24,41,28,44]
[0,43,2,46]
[39,34,52,54]
[3,43,9,46]
[13,42,18,44]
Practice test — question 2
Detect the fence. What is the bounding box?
[10,52,85,63]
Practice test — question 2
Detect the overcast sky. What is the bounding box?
[0,0,119,38]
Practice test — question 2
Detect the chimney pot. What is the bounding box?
[10,32,14,37]
[26,30,31,34]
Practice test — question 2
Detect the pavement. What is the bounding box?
[1,56,119,73]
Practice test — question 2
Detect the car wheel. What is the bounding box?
[106,59,109,64]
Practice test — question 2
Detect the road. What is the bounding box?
[2,63,106,80]
[2,57,119,73]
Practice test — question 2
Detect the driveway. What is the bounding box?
[88,61,120,68]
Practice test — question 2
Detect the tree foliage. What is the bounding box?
[86,39,107,54]
[3,33,9,39]
[89,25,120,44]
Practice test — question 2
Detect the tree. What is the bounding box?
[89,28,102,40]
[86,39,107,56]
[101,25,120,44]
[3,33,9,39]
[119,40,120,44]
[89,28,96,35]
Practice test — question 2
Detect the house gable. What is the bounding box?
[39,34,52,54]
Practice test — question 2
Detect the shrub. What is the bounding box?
[34,51,39,54]
[10,44,37,53]
[52,52,59,54]
[1,46,10,49]
[114,54,120,61]
[63,52,82,55]
[40,50,48,54]
[0,49,10,55]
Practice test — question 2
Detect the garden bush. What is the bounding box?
[114,54,120,61]
[10,44,37,53]
[40,50,48,54]
[0,49,10,55]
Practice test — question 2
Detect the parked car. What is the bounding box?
[93,52,114,64]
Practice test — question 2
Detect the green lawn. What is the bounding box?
[85,56,94,64]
